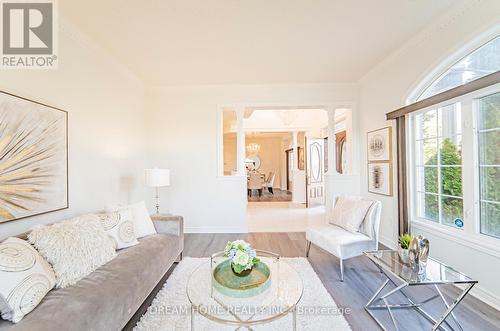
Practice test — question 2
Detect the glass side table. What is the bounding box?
[186,250,303,330]
[364,250,477,331]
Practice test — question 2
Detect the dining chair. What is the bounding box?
[247,172,264,197]
[264,172,275,194]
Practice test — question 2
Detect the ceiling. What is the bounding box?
[61,0,457,85]
[246,132,291,139]
[223,109,328,134]
[244,109,328,131]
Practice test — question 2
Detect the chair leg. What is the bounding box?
[339,259,344,282]
[269,187,274,194]
[305,240,311,257]
[176,252,183,263]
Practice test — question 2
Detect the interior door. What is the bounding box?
[306,138,325,207]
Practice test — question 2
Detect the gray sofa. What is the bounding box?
[0,215,184,331]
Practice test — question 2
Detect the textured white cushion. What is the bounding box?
[128,202,157,237]
[306,225,374,259]
[107,201,156,238]
[28,214,117,289]
[96,209,139,250]
[0,237,56,323]
[330,195,374,233]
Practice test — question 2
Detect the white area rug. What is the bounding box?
[134,257,351,330]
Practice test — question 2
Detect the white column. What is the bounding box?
[292,131,299,171]
[345,108,354,175]
[236,107,246,175]
[327,108,337,175]
[324,107,337,216]
[292,131,307,204]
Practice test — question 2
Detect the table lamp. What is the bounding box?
[145,168,170,214]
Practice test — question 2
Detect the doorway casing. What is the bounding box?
[216,103,361,231]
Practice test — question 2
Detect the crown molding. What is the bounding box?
[359,0,485,85]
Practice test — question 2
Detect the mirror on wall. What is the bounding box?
[245,155,261,171]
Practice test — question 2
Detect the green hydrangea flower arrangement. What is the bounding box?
[224,240,259,276]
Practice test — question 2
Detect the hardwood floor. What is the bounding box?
[247,189,292,202]
[184,232,500,331]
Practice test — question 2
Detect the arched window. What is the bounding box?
[406,34,500,241]
[416,36,500,101]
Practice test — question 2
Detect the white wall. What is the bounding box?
[0,19,147,240]
[358,1,500,307]
[222,133,237,174]
[146,84,358,233]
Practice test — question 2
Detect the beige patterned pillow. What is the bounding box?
[28,214,117,289]
[0,237,56,323]
[96,209,139,250]
[330,195,374,233]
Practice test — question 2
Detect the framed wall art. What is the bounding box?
[298,146,305,170]
[335,130,347,174]
[368,162,393,196]
[367,126,392,162]
[0,91,68,223]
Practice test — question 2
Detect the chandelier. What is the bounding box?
[246,143,261,154]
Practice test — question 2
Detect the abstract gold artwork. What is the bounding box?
[0,91,68,223]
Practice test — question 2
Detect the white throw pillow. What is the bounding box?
[96,209,139,250]
[0,237,56,323]
[330,195,374,233]
[107,201,156,238]
[28,214,117,289]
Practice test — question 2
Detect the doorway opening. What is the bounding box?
[243,108,329,232]
[219,105,354,232]
[246,132,293,202]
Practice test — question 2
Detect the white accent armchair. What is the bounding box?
[306,196,381,281]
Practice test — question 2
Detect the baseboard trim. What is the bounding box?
[379,234,397,250]
[185,226,248,234]
[378,235,500,311]
[469,284,500,311]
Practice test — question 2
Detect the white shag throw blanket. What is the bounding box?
[135,257,351,331]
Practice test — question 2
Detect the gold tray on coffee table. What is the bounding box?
[212,259,271,298]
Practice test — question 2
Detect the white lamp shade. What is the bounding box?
[145,168,170,187]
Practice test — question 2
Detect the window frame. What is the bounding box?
[410,102,464,227]
[406,27,500,104]
[408,83,500,253]
[415,35,500,101]
[473,88,500,239]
